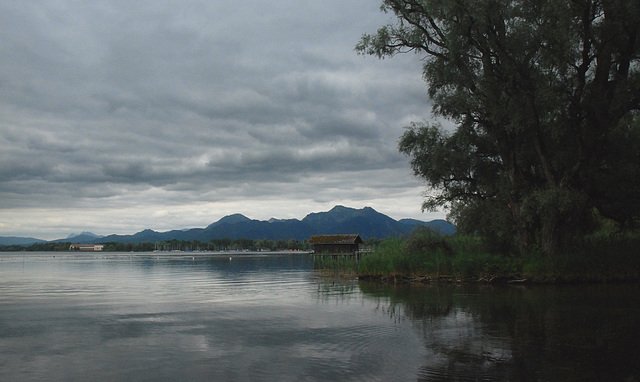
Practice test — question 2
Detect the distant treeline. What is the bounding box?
[2,237,387,252]
[0,242,74,252]
[1,238,327,252]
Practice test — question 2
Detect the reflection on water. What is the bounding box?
[0,252,638,381]
[0,253,424,381]
[359,282,640,381]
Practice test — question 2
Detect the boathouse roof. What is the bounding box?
[307,234,363,245]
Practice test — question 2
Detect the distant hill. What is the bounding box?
[80,205,455,244]
[2,206,456,246]
[67,231,103,240]
[206,214,252,228]
[0,236,47,246]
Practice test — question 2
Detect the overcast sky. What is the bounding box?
[0,0,446,240]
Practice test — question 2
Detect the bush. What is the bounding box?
[406,227,454,257]
[521,230,640,281]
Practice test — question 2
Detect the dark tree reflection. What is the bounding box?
[359,282,640,381]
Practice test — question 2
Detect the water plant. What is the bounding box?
[313,254,359,278]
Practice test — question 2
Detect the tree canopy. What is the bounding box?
[357,0,640,255]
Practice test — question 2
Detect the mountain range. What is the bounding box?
[1,206,455,246]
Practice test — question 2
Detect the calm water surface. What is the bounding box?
[0,252,638,381]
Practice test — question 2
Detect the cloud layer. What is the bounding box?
[0,0,443,239]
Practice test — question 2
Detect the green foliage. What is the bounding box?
[359,232,513,278]
[522,231,640,282]
[101,242,156,252]
[313,255,359,278]
[355,229,640,282]
[358,237,406,275]
[406,227,454,257]
[449,199,517,254]
[587,114,640,227]
[0,242,73,252]
[358,0,640,256]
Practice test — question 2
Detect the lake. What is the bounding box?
[1,252,638,381]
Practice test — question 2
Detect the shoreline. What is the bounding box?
[357,274,640,285]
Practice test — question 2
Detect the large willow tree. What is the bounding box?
[358,0,640,255]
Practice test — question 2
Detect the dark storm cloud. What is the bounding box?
[0,0,440,238]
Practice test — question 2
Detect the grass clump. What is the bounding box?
[313,254,359,278]
[359,228,484,278]
[357,237,406,276]
[357,233,524,281]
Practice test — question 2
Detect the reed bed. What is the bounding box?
[316,228,640,283]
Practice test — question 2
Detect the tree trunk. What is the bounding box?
[540,220,558,256]
[509,200,531,257]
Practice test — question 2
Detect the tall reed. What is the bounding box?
[316,228,640,282]
[313,254,359,277]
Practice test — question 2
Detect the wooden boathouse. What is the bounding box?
[308,234,363,258]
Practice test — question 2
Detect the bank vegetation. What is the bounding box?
[319,226,640,284]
